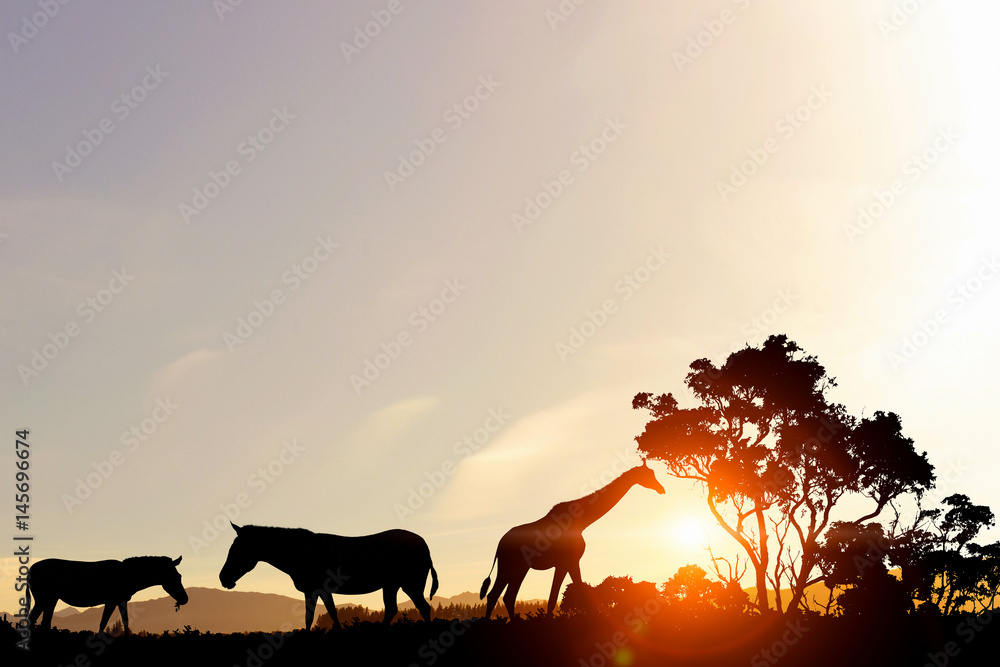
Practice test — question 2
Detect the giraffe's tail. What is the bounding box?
[479,550,499,599]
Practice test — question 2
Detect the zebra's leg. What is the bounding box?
[99,603,115,633]
[304,592,319,630]
[382,587,399,625]
[402,583,432,622]
[318,589,340,629]
[38,599,56,630]
[28,598,45,628]
[119,601,129,633]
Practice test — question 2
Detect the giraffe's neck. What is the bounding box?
[554,472,637,531]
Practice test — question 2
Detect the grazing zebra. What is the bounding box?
[28,556,187,632]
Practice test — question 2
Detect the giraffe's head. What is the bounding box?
[633,460,665,494]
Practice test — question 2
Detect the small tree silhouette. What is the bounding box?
[560,576,661,617]
[816,522,912,618]
[107,619,124,637]
[908,494,995,614]
[662,564,748,616]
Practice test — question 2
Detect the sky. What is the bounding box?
[2,1,999,616]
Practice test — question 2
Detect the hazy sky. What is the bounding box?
[2,1,999,615]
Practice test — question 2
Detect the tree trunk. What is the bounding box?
[705,497,771,614]
[754,506,770,614]
[785,553,815,616]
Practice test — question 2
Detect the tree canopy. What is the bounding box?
[633,335,936,614]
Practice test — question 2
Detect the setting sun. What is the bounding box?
[671,518,707,548]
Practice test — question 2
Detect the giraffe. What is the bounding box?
[479,461,665,619]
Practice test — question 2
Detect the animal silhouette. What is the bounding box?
[27,556,187,632]
[220,523,439,629]
[480,462,665,618]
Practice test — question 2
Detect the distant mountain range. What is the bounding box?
[1,588,538,634]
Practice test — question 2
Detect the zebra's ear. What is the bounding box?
[173,556,182,566]
[231,522,242,534]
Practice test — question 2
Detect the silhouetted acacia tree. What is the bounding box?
[633,335,935,615]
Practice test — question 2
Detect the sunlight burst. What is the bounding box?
[672,518,706,548]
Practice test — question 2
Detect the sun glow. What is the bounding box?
[672,518,707,548]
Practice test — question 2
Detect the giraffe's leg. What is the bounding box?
[99,603,115,633]
[547,567,568,616]
[318,589,340,629]
[484,556,511,620]
[382,587,399,625]
[304,592,318,630]
[503,567,530,621]
[568,558,582,585]
[484,578,504,619]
